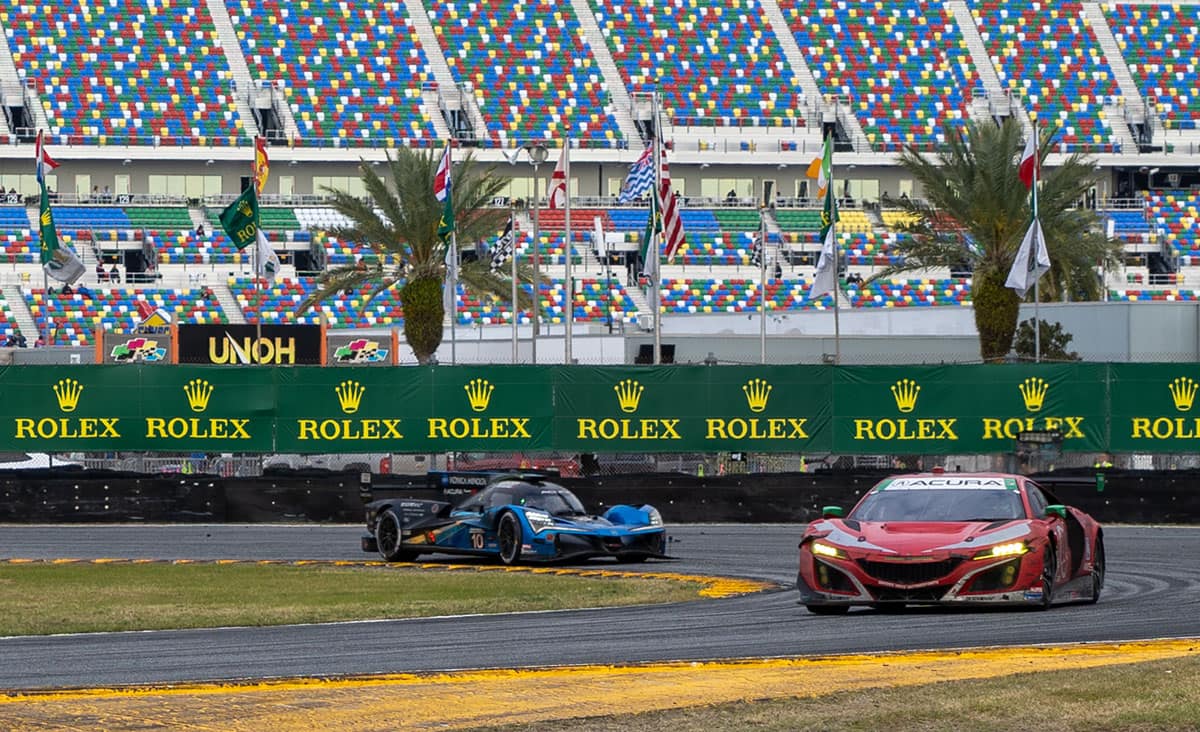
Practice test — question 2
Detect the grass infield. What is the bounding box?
[0,562,706,636]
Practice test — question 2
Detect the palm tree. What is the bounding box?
[301,146,535,363]
[878,118,1120,362]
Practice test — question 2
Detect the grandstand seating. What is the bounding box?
[26,286,227,346]
[1107,4,1200,130]
[1146,192,1200,263]
[151,229,243,265]
[228,0,436,145]
[780,0,978,148]
[4,2,243,145]
[969,1,1119,150]
[0,291,19,340]
[124,207,193,229]
[661,277,834,313]
[1108,287,1198,302]
[460,278,637,325]
[428,0,623,144]
[846,277,971,307]
[229,277,406,327]
[586,0,806,127]
[0,206,35,263]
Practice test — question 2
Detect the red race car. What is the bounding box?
[797,470,1105,614]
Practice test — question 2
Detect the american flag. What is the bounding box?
[617,146,654,203]
[657,146,685,261]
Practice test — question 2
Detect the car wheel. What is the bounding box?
[1038,543,1057,610]
[806,604,850,615]
[1087,537,1105,604]
[497,512,523,566]
[375,509,418,562]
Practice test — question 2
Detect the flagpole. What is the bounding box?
[759,206,767,364]
[564,140,572,365]
[450,230,458,365]
[651,93,662,365]
[831,143,841,365]
[510,202,518,363]
[252,143,262,354]
[1031,118,1041,363]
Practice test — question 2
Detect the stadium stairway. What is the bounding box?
[2,284,37,341]
[404,0,483,140]
[567,0,644,142]
[204,0,262,139]
[211,280,246,324]
[1081,1,1146,147]
[946,1,1024,130]
[0,30,22,133]
[758,0,860,142]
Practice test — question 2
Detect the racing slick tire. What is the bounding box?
[805,604,850,615]
[1037,543,1057,610]
[497,512,523,566]
[376,509,419,563]
[1087,537,1105,604]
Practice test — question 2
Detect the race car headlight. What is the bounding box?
[645,506,663,527]
[810,541,847,559]
[972,541,1028,560]
[524,510,555,534]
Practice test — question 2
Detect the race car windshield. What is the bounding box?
[522,489,587,516]
[851,489,1026,522]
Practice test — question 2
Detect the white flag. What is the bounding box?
[1005,219,1050,297]
[256,228,281,284]
[808,226,838,300]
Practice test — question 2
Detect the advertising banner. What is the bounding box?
[832,364,1108,454]
[101,331,171,364]
[178,324,323,365]
[326,332,394,366]
[552,366,833,452]
[0,365,275,451]
[1109,364,1200,452]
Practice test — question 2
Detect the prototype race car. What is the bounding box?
[797,470,1104,614]
[361,472,668,565]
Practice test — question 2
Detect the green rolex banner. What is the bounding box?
[219,186,260,250]
[39,182,85,284]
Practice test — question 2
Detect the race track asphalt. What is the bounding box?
[1,523,1197,689]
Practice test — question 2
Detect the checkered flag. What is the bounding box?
[750,233,763,268]
[490,218,515,274]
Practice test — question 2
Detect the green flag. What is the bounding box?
[39,182,85,283]
[219,186,260,250]
[437,192,455,246]
[638,190,660,275]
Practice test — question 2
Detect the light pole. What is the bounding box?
[524,144,548,364]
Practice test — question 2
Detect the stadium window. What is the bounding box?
[898,179,914,200]
[279,175,294,197]
[114,175,130,197]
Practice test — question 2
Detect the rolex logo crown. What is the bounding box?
[742,378,772,413]
[336,380,366,414]
[464,378,494,412]
[1169,376,1198,412]
[1019,377,1049,412]
[891,378,920,413]
[614,378,644,413]
[53,378,84,412]
[183,378,214,413]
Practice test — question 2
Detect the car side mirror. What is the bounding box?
[1046,505,1067,520]
[822,505,844,519]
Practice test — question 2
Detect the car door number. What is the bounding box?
[471,531,485,549]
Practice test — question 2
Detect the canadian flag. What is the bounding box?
[1018,131,1038,189]
[547,147,567,210]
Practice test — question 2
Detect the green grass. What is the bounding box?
[0,563,704,636]
[472,656,1200,732]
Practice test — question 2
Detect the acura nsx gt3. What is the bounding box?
[797,471,1104,614]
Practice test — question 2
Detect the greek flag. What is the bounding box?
[617,146,654,203]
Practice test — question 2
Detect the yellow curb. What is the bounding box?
[2,639,1195,730]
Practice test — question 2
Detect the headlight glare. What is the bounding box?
[810,541,847,559]
[973,541,1028,560]
[645,506,663,526]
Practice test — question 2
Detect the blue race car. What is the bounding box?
[361,472,668,565]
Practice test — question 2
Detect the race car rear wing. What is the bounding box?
[359,468,562,503]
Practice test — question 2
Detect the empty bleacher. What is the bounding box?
[1107,3,1200,130]
[25,286,227,346]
